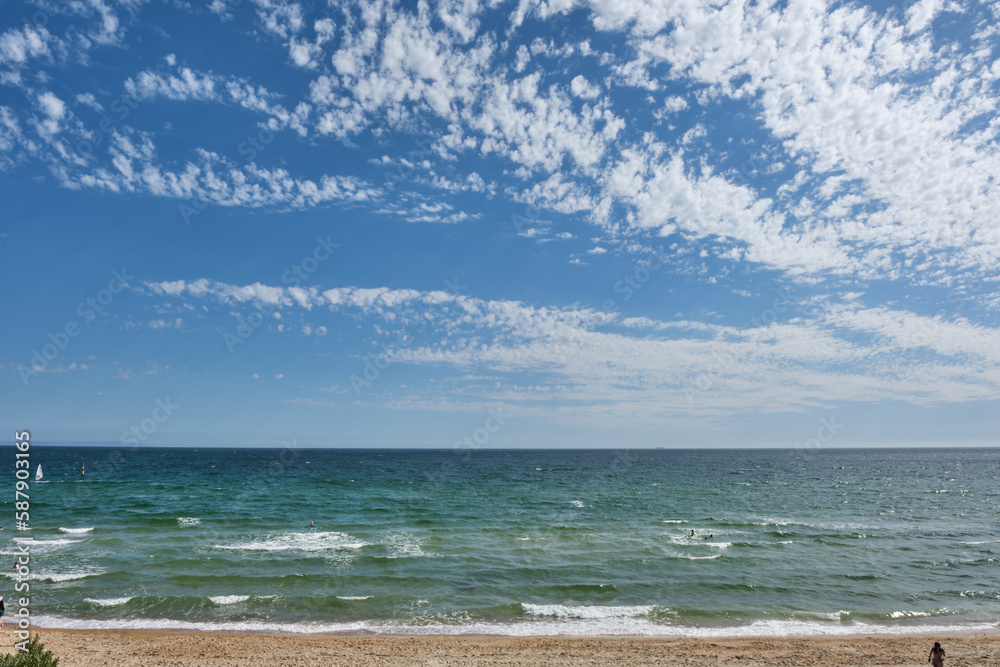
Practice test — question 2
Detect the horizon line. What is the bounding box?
[19,442,1000,451]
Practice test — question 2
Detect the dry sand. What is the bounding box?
[2,629,999,666]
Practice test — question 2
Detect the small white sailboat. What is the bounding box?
[35,464,43,483]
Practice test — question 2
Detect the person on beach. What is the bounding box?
[1,595,5,627]
[928,641,945,666]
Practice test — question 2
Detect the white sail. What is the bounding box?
[35,464,43,482]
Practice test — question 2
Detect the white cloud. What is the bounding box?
[75,93,103,111]
[570,74,600,99]
[38,92,66,119]
[513,44,530,73]
[311,2,624,179]
[662,96,687,113]
[87,0,125,45]
[209,0,234,19]
[6,0,1000,290]
[139,279,1000,421]
[58,130,378,210]
[253,0,305,38]
[33,91,67,139]
[122,66,310,136]
[590,0,1000,280]
[125,67,219,102]
[906,0,946,34]
[288,37,320,68]
[0,26,51,71]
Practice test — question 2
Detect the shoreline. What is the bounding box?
[22,616,1000,638]
[4,627,999,666]
[22,621,1000,639]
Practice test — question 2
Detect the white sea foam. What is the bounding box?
[661,520,686,524]
[32,614,1000,638]
[522,604,656,619]
[210,595,250,605]
[666,534,726,547]
[34,569,104,582]
[383,533,424,558]
[12,538,82,551]
[889,610,930,618]
[960,590,1000,599]
[679,554,721,560]
[569,501,585,508]
[215,531,366,552]
[59,527,94,534]
[85,598,132,607]
[177,517,200,526]
[819,611,852,621]
[336,596,372,600]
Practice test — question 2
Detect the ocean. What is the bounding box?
[10,446,1000,636]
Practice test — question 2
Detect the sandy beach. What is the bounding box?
[2,629,997,666]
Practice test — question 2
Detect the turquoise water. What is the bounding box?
[10,446,1000,636]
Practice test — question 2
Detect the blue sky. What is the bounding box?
[2,0,999,448]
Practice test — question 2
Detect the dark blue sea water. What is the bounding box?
[10,446,1000,636]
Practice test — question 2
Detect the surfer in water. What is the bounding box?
[690,530,696,538]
